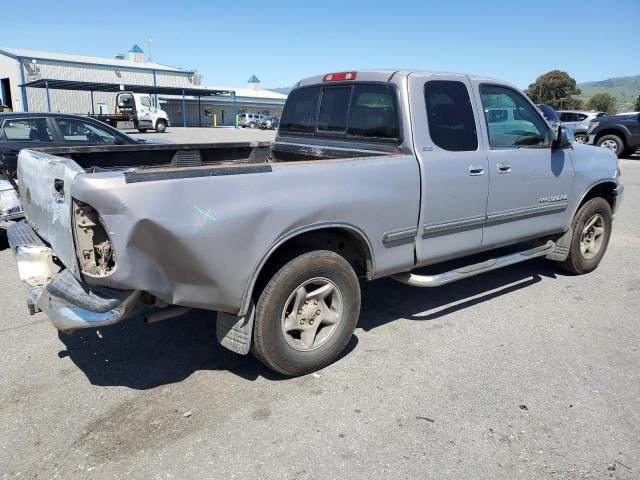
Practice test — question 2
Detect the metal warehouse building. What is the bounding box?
[0,46,287,126]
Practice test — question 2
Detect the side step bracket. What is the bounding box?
[391,241,555,288]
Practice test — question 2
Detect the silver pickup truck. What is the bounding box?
[7,70,623,376]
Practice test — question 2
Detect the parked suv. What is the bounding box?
[557,110,606,144]
[237,113,265,128]
[587,112,640,157]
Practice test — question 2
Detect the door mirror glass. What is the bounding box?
[553,125,574,149]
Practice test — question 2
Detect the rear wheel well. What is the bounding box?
[594,129,627,146]
[251,228,372,304]
[578,182,617,213]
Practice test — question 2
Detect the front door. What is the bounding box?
[476,84,574,248]
[409,73,490,266]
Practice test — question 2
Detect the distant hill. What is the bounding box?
[577,75,640,112]
[268,87,292,95]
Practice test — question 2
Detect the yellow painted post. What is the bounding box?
[213,113,217,127]
[235,114,239,128]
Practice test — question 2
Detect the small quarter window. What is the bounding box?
[424,80,478,151]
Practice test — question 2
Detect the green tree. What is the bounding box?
[525,70,582,109]
[634,94,640,111]
[587,93,617,114]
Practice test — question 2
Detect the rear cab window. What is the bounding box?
[279,82,401,142]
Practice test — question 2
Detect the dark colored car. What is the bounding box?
[536,104,561,131]
[1,113,144,221]
[259,116,280,130]
[587,113,640,158]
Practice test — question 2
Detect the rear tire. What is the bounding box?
[559,198,612,275]
[251,250,361,376]
[596,134,625,158]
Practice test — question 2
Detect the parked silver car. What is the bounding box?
[557,110,607,144]
[237,113,265,128]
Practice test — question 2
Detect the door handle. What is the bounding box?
[468,164,485,176]
[497,162,511,174]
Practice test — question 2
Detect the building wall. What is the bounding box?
[0,53,196,113]
[0,54,22,111]
[162,97,284,127]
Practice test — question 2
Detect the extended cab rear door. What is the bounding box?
[408,73,489,266]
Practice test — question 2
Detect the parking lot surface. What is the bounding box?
[1,135,638,479]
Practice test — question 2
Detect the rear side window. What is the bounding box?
[280,83,400,141]
[279,86,321,134]
[1,118,54,142]
[424,81,478,151]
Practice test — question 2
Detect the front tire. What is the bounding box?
[155,120,167,133]
[252,250,361,376]
[574,133,587,144]
[596,134,625,158]
[559,198,612,274]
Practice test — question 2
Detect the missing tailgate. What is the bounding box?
[72,200,115,277]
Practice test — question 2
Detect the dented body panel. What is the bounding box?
[69,155,420,314]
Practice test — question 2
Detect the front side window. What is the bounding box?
[56,118,118,144]
[140,96,151,108]
[480,85,550,148]
[424,80,478,151]
[2,118,53,142]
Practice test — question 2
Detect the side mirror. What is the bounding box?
[553,125,574,149]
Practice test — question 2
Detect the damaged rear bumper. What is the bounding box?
[8,221,140,333]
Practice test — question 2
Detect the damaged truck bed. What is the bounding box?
[11,140,417,335]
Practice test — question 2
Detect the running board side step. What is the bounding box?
[391,241,555,288]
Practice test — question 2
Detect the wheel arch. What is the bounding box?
[239,223,375,316]
[594,128,629,146]
[572,180,618,219]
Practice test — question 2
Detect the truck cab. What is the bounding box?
[104,92,169,133]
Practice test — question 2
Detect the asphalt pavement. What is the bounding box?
[0,136,638,479]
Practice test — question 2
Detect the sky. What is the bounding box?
[2,0,639,89]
